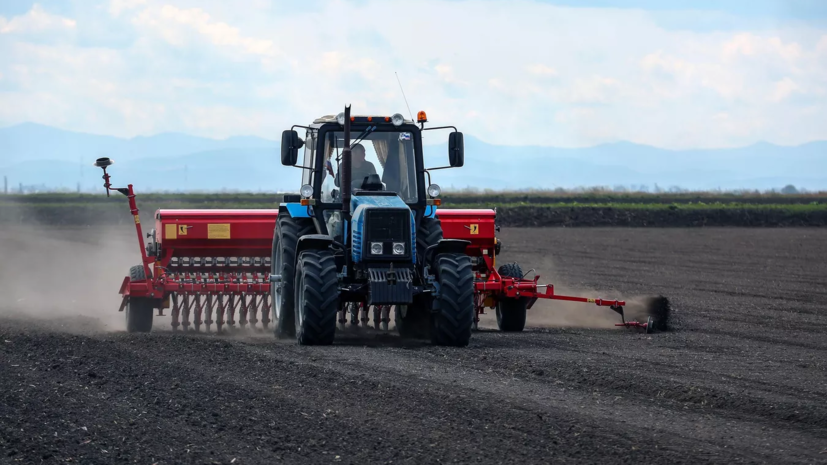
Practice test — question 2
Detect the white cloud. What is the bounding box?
[312,52,381,81]
[434,64,467,85]
[0,4,76,34]
[133,4,278,57]
[0,0,826,149]
[109,0,147,17]
[559,76,623,104]
[638,30,822,108]
[722,33,802,62]
[770,77,799,102]
[817,35,827,54]
[554,107,595,124]
[526,64,558,77]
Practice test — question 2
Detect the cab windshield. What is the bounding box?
[320,130,418,203]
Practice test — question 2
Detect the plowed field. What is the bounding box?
[1,227,826,464]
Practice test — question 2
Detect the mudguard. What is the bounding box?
[425,239,471,266]
[280,203,312,218]
[296,234,335,258]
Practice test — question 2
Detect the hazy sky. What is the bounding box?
[0,0,825,149]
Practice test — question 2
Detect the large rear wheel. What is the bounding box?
[416,217,443,266]
[294,249,339,345]
[431,253,474,347]
[271,215,315,339]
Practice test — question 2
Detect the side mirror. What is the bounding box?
[281,130,304,166]
[448,132,464,167]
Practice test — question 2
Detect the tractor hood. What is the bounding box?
[350,194,416,264]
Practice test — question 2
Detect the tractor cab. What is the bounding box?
[314,118,422,244]
[275,106,474,346]
[282,112,463,219]
[280,110,465,250]
[320,124,417,200]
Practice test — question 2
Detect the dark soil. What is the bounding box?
[3,202,827,227]
[2,228,827,464]
[494,205,827,227]
[440,193,827,206]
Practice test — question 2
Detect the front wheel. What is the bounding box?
[431,253,474,347]
[294,249,339,345]
[271,215,314,339]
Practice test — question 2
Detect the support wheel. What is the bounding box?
[496,263,528,332]
[294,249,339,345]
[126,297,154,333]
[271,215,314,339]
[126,265,154,333]
[129,263,150,281]
[431,253,474,347]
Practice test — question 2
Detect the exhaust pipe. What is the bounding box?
[341,104,352,216]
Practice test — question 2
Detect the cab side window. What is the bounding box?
[301,130,317,186]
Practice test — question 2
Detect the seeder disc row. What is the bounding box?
[167,292,272,333]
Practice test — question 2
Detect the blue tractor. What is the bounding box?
[272,105,473,346]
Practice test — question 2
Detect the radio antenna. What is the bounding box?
[395,71,414,121]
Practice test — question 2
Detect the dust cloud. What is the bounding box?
[0,222,140,333]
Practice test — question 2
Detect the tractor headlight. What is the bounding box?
[392,242,405,255]
[391,113,405,127]
[300,184,313,198]
[370,242,383,255]
[337,112,345,125]
[427,183,441,198]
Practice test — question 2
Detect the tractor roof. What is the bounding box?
[313,114,416,125]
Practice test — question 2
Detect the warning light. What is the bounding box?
[417,111,428,123]
[367,116,373,122]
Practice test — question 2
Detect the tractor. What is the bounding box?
[273,106,475,346]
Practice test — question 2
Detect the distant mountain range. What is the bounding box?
[1,122,825,193]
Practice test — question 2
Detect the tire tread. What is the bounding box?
[273,215,315,338]
[496,263,528,332]
[295,249,339,345]
[432,253,474,347]
[126,264,153,333]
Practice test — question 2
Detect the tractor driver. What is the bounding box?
[350,143,377,189]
